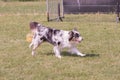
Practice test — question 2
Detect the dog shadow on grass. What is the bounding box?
[62,51,99,58]
[47,51,99,58]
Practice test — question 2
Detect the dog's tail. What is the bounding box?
[29,21,39,33]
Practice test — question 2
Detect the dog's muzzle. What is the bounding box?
[77,37,83,43]
[73,37,83,43]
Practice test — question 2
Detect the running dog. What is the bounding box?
[29,22,86,58]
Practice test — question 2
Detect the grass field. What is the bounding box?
[0,1,120,80]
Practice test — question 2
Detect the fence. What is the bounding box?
[63,0,119,13]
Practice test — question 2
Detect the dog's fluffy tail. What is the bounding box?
[29,21,39,33]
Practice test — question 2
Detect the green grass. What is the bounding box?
[0,1,120,80]
[0,1,46,14]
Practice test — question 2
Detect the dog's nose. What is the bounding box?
[80,37,83,41]
[78,37,83,43]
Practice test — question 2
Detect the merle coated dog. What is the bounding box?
[29,22,86,58]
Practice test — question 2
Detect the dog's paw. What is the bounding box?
[32,51,35,56]
[56,55,62,59]
[80,54,86,57]
[29,45,31,48]
[77,53,86,57]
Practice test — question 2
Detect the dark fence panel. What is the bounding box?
[63,0,120,13]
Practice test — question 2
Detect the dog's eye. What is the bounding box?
[75,33,80,37]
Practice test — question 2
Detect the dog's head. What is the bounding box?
[69,28,83,43]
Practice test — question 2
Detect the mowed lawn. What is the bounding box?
[0,1,120,80]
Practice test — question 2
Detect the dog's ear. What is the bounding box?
[69,31,74,41]
[73,27,77,31]
[30,22,39,30]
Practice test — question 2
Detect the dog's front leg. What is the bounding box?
[70,47,86,57]
[29,33,36,48]
[53,46,61,59]
[32,41,39,56]
[31,35,43,56]
[29,41,34,48]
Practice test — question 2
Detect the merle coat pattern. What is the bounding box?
[29,22,86,58]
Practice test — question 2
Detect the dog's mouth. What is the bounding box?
[72,38,82,43]
[74,39,80,42]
